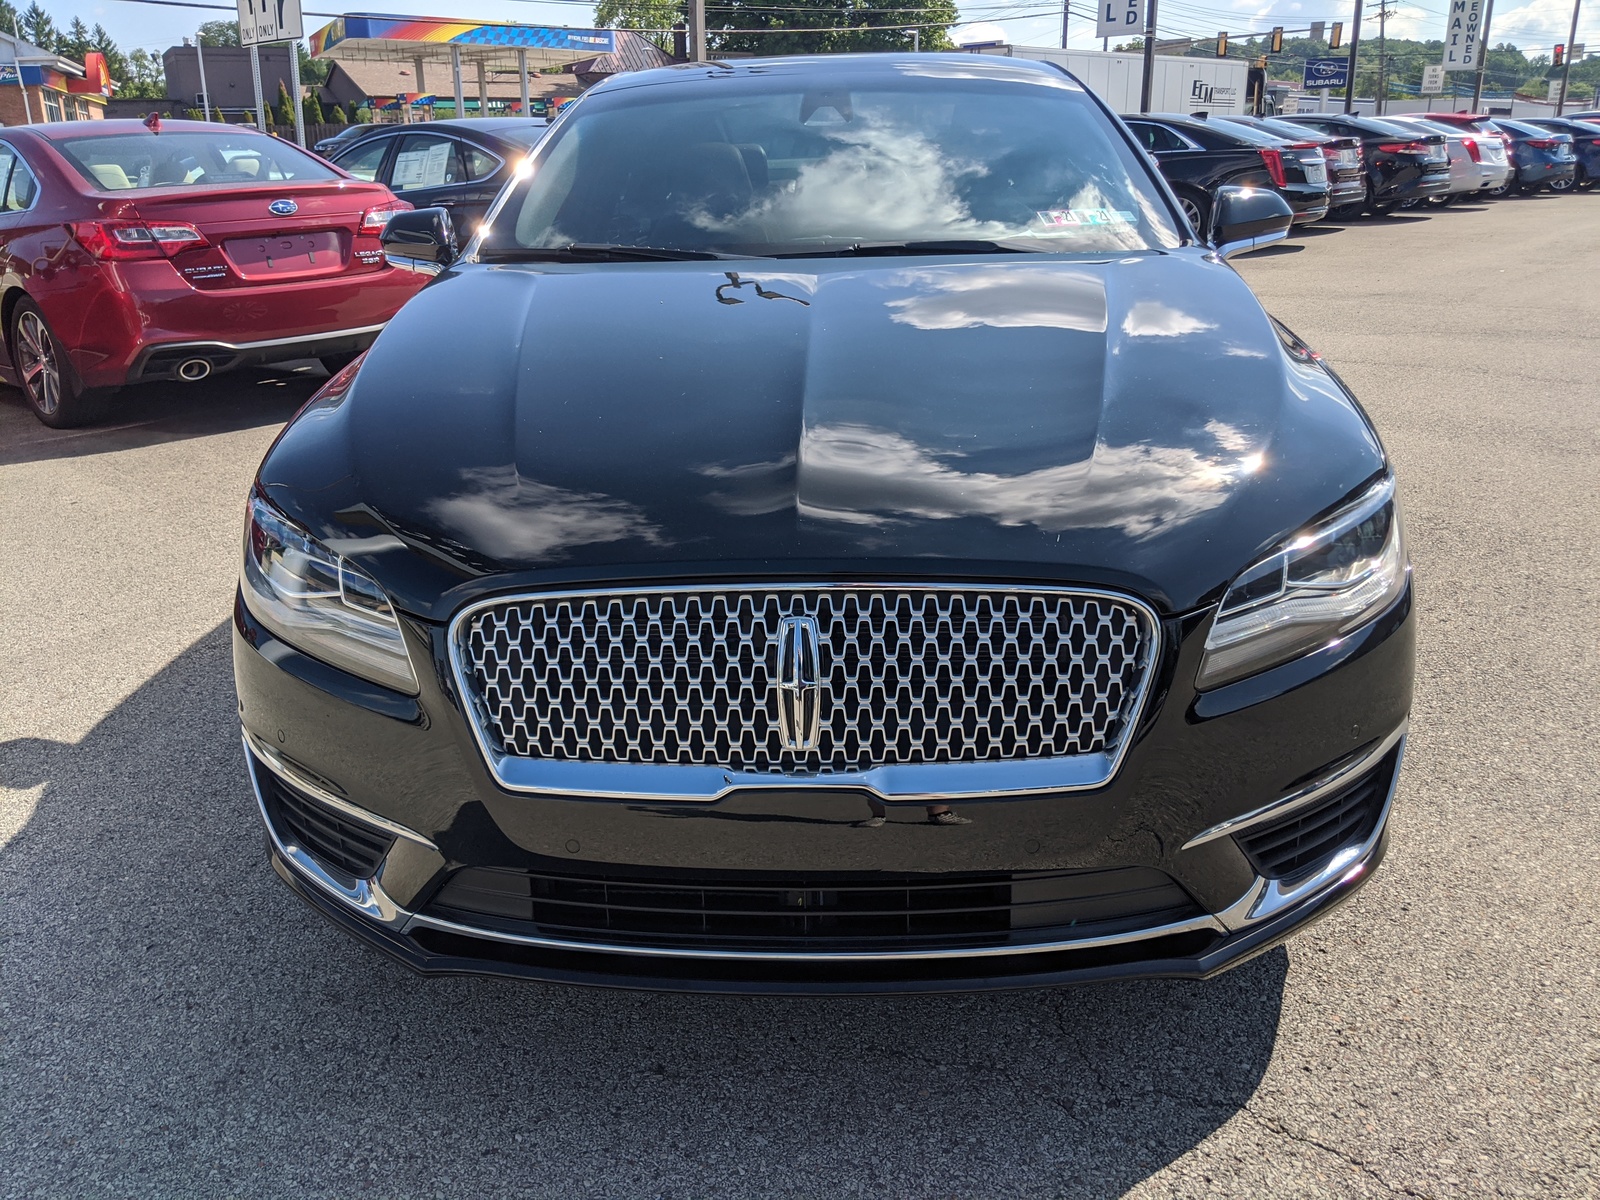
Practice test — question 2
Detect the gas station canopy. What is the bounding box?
[309,13,642,114]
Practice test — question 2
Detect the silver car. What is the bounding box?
[1384,115,1512,202]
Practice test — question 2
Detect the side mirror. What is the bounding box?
[1209,186,1294,259]
[381,207,457,275]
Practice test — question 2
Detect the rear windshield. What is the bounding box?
[55,130,340,191]
[484,65,1184,257]
[1207,120,1296,147]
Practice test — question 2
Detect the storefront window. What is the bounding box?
[42,92,63,121]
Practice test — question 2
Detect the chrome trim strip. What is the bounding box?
[445,582,1162,802]
[243,728,436,849]
[145,323,388,356]
[401,909,1223,963]
[242,734,409,928]
[1181,722,1408,850]
[1215,734,1405,931]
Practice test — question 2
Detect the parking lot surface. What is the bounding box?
[2,195,1597,1199]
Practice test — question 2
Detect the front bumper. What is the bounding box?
[234,581,1416,994]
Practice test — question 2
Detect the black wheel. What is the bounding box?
[1486,179,1513,198]
[1547,174,1575,193]
[9,298,108,428]
[319,351,362,376]
[1176,190,1210,240]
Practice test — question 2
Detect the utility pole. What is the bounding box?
[689,0,707,61]
[1374,1,1394,115]
[1470,0,1495,110]
[1139,0,1160,112]
[1343,0,1363,111]
[1556,0,1581,114]
[1061,0,1069,49]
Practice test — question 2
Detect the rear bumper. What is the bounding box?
[127,323,386,383]
[46,261,425,389]
[1517,161,1576,186]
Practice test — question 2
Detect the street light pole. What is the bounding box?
[1375,1,1389,115]
[1555,0,1581,115]
[196,35,211,119]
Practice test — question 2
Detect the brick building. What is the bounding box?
[0,30,109,125]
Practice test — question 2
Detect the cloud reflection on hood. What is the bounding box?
[427,465,665,562]
[797,422,1255,538]
[883,265,1108,333]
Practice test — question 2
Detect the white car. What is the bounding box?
[1384,115,1512,202]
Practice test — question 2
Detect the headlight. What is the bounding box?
[1197,475,1408,690]
[241,494,419,694]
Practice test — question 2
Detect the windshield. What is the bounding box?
[481,66,1183,258]
[56,130,340,191]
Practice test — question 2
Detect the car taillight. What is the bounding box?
[1525,138,1558,149]
[359,200,412,234]
[1376,141,1429,154]
[71,220,207,261]
[1258,147,1287,188]
[1463,137,1481,162]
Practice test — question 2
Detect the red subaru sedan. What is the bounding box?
[0,120,427,426]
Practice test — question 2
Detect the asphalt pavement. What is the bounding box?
[2,193,1597,1199]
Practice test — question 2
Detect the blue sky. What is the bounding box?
[50,0,1596,63]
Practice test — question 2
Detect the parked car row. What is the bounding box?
[1129,109,1597,233]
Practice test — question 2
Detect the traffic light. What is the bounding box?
[1330,21,1343,49]
[1553,44,1564,67]
[1216,31,1228,56]
[1270,26,1284,53]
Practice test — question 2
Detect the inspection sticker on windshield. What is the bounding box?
[1036,208,1136,227]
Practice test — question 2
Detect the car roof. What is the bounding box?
[22,118,281,142]
[589,52,1073,97]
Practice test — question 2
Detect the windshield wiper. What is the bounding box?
[774,239,1043,258]
[482,243,763,263]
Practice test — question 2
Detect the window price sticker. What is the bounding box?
[1036,209,1137,226]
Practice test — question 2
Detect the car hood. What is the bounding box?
[261,251,1385,621]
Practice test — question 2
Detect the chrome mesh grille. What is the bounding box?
[456,587,1154,775]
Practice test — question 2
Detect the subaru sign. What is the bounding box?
[1302,58,1350,89]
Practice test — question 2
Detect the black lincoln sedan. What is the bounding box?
[234,55,1414,994]
[1123,112,1331,236]
[328,117,549,242]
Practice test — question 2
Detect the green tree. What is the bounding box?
[212,104,226,122]
[353,105,372,124]
[274,79,294,126]
[19,2,57,50]
[120,48,165,100]
[594,0,683,51]
[60,16,92,62]
[197,20,240,47]
[303,92,325,124]
[329,102,349,124]
[89,24,129,86]
[298,43,329,86]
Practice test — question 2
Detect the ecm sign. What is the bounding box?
[1442,0,1483,70]
[1097,0,1145,40]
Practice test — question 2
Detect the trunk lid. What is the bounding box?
[129,180,399,289]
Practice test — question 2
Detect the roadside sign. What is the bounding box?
[1549,79,1563,104]
[1422,64,1446,93]
[237,0,304,47]
[1302,58,1350,90]
[1096,0,1144,41]
[1442,0,1483,70]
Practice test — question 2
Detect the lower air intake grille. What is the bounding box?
[259,767,394,881]
[1236,757,1392,881]
[423,864,1202,952]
